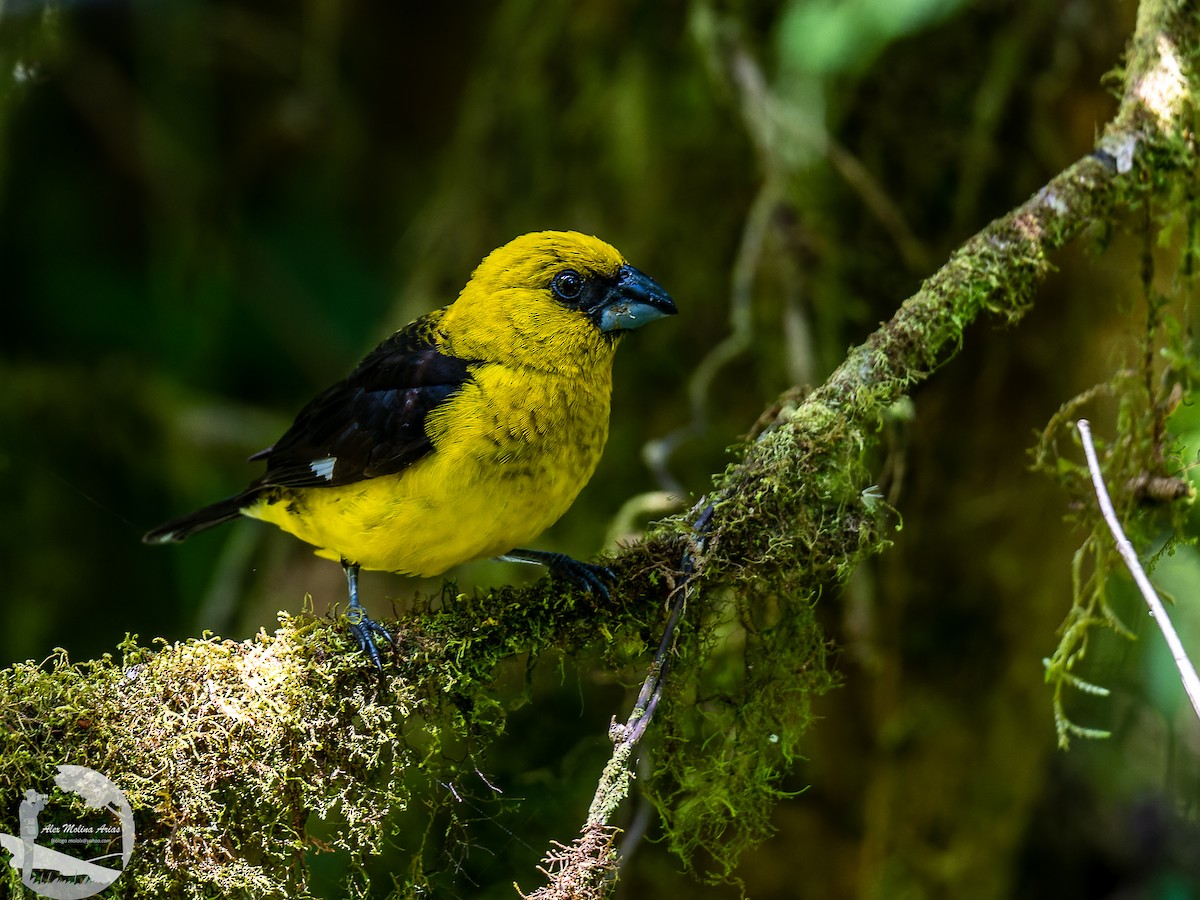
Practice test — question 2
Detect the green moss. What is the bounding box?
[639,397,883,881]
[0,581,671,898]
[0,623,414,898]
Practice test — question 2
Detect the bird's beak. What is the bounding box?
[596,265,678,333]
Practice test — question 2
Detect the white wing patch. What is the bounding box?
[310,456,337,481]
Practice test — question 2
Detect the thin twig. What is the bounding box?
[585,501,712,827]
[522,503,712,898]
[1076,418,1200,724]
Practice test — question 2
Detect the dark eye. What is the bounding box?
[551,269,584,302]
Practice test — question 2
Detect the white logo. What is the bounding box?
[0,765,135,898]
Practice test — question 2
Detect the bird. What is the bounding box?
[144,230,677,668]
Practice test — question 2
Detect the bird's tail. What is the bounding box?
[143,490,260,544]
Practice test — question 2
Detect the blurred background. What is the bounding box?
[2,0,1199,897]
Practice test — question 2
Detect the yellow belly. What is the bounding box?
[245,366,611,576]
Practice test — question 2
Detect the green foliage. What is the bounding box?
[776,0,972,76]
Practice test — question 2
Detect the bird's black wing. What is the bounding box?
[251,308,472,489]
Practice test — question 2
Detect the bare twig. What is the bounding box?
[520,502,713,898]
[1076,418,1200,724]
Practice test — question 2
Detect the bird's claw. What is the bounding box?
[544,554,616,599]
[341,560,392,671]
[532,549,614,600]
[498,549,617,599]
[344,604,391,670]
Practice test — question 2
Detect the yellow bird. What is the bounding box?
[144,231,677,667]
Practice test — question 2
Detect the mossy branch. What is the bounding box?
[2,1,1196,897]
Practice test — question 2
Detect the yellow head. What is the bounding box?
[440,231,676,374]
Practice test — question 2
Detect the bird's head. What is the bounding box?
[442,231,677,372]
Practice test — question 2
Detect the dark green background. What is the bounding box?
[2,1,1198,897]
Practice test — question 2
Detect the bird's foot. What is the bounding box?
[499,549,616,599]
[341,560,391,671]
[344,603,392,671]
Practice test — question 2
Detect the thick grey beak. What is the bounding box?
[596,265,678,333]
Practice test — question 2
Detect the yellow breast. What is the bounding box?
[245,361,613,576]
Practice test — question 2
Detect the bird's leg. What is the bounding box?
[341,559,391,670]
[497,549,616,598]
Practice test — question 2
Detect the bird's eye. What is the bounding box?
[551,269,584,302]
